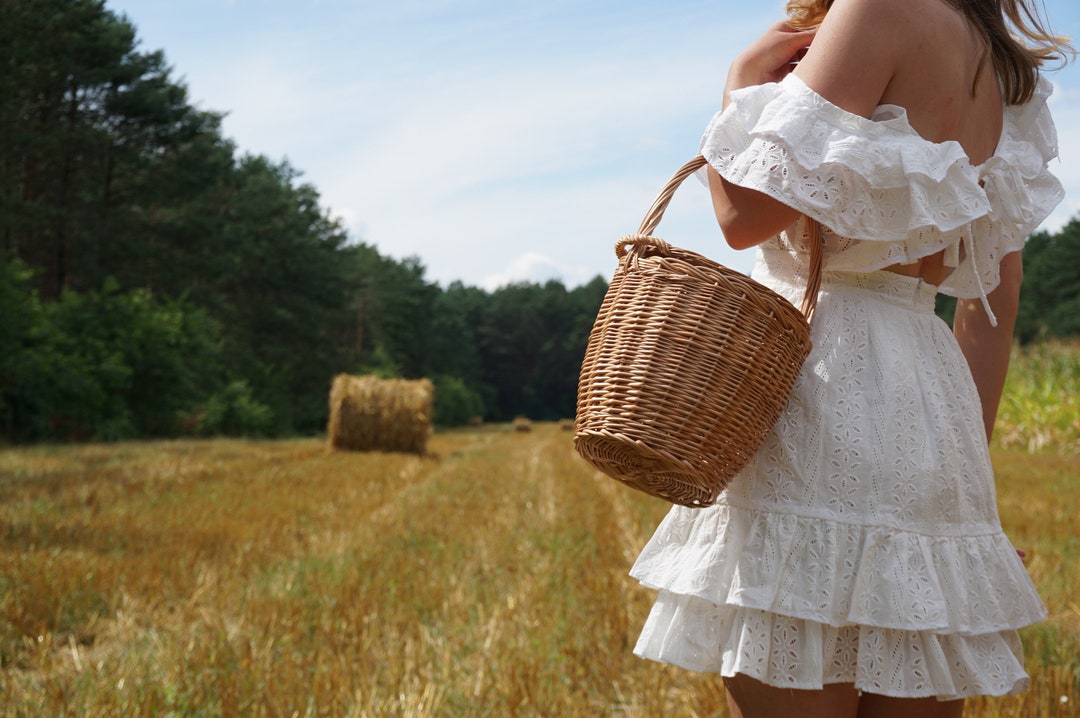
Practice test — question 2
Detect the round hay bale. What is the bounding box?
[512,416,532,433]
[327,374,434,454]
[558,418,574,431]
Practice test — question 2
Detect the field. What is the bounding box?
[1,346,1079,717]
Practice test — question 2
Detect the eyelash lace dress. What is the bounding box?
[628,74,1062,700]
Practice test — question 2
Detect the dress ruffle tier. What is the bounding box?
[699,74,1064,302]
[631,505,1044,637]
[635,596,1031,698]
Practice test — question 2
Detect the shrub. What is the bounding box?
[432,375,486,427]
[186,380,274,437]
[0,271,223,441]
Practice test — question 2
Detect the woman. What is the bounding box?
[628,0,1072,716]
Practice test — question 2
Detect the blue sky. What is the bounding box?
[107,0,1080,290]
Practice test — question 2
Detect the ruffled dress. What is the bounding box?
[629,74,1063,700]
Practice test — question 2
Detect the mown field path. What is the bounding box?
[1,427,1075,717]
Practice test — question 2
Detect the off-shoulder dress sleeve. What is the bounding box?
[699,73,1064,322]
[938,77,1064,302]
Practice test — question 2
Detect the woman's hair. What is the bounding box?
[785,0,1074,104]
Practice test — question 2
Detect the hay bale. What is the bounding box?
[328,374,433,454]
[558,418,574,431]
[512,416,532,432]
[467,416,484,427]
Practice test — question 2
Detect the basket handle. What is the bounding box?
[637,155,709,237]
[623,154,824,324]
[800,219,823,324]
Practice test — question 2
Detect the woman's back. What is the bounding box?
[879,0,1003,165]
[795,0,1004,166]
[791,0,1009,284]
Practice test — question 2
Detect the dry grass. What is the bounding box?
[1,423,1077,716]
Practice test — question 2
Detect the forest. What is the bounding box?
[2,0,1078,443]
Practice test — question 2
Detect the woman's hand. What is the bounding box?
[724,21,817,105]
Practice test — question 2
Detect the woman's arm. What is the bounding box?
[952,251,1023,442]
[708,0,906,249]
[707,22,813,249]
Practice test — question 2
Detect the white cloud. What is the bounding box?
[480,252,565,290]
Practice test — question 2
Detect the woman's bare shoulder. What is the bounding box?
[794,0,973,114]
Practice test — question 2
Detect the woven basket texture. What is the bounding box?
[574,156,820,507]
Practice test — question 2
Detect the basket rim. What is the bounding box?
[614,234,812,333]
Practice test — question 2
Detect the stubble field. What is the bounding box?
[1,344,1078,717]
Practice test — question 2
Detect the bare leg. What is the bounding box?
[723,674,859,718]
[857,692,964,718]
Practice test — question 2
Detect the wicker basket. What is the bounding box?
[574,155,822,507]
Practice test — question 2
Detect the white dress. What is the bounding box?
[629,74,1063,700]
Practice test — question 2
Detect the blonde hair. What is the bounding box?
[784,0,1074,104]
[785,0,832,28]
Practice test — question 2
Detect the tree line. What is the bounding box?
[1,1,1077,443]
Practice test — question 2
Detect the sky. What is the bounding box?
[106,0,1080,290]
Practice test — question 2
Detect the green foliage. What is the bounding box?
[1017,221,1080,344]
[0,271,223,441]
[994,341,1080,454]
[472,278,606,422]
[0,255,49,439]
[934,293,957,325]
[207,156,354,434]
[344,248,439,380]
[186,380,274,438]
[432,376,486,427]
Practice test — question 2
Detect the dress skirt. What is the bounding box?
[629,259,1047,700]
